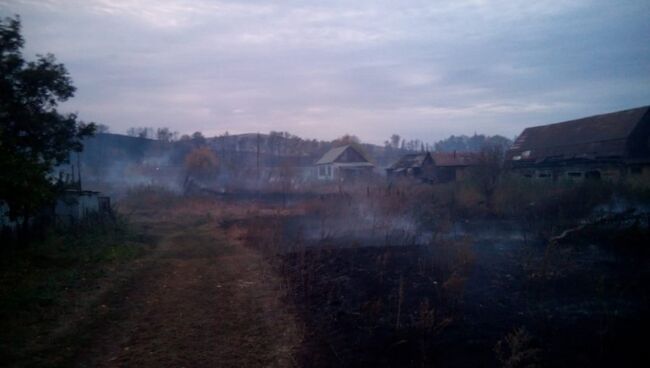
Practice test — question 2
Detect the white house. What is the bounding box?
[314,145,375,181]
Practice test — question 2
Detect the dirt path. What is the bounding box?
[76,212,300,368]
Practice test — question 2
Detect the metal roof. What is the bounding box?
[508,106,650,162]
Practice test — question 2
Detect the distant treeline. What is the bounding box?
[80,131,511,172]
[434,134,512,153]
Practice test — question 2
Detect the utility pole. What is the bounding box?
[256,132,260,181]
[77,152,82,190]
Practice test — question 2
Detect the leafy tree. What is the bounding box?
[0,16,95,221]
[191,131,206,146]
[332,134,360,147]
[184,146,219,180]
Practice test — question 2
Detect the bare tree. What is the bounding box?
[126,127,154,139]
[156,127,176,142]
[471,144,505,211]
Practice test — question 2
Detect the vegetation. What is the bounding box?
[0,16,95,222]
[184,146,219,181]
[0,213,152,366]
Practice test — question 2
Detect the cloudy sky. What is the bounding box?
[2,0,649,144]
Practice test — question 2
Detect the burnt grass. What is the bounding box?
[260,228,650,367]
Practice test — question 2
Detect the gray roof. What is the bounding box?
[389,153,431,170]
[315,145,372,165]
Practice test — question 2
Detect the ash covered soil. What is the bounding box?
[238,212,650,368]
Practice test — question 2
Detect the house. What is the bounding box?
[387,151,480,183]
[386,152,435,181]
[314,145,375,181]
[430,152,481,183]
[506,105,650,181]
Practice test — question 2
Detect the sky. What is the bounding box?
[1,0,649,144]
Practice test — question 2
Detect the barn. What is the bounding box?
[506,105,650,181]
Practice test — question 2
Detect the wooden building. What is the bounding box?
[430,152,480,183]
[387,151,480,183]
[387,153,435,181]
[314,145,375,181]
[506,106,650,181]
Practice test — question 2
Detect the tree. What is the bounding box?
[96,124,110,133]
[332,134,360,147]
[156,127,176,142]
[390,134,401,149]
[184,146,219,180]
[191,131,206,146]
[126,126,153,139]
[470,144,506,211]
[0,16,95,221]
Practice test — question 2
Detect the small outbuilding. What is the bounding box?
[387,151,480,183]
[55,189,111,226]
[315,145,375,181]
[430,152,481,183]
[386,152,435,181]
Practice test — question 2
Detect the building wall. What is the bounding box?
[510,163,633,182]
[55,192,101,225]
[316,164,334,180]
[316,163,375,181]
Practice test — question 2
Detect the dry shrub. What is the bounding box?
[119,185,181,212]
[493,177,615,239]
[414,298,453,334]
[494,327,542,368]
[242,214,287,255]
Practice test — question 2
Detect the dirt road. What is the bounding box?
[76,209,300,367]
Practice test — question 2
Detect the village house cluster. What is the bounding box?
[3,105,649,234]
[313,105,650,184]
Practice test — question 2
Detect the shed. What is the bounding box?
[55,190,111,225]
[431,152,481,182]
[387,152,435,181]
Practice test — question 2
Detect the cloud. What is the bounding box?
[2,0,649,144]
